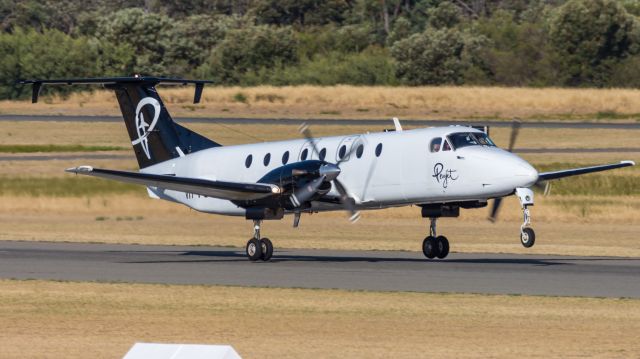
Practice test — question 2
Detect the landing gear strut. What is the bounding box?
[516,188,536,248]
[422,217,449,259]
[246,220,273,261]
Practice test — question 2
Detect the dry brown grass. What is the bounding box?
[2,121,640,156]
[1,194,639,257]
[4,86,640,120]
[0,156,138,177]
[0,280,638,358]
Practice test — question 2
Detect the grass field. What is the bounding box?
[1,89,639,359]
[0,144,127,153]
[3,86,640,121]
[0,119,637,256]
[0,280,638,358]
[1,120,640,152]
[1,193,639,257]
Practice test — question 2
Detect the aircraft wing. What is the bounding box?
[537,161,635,181]
[65,166,280,201]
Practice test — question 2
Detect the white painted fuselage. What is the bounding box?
[143,126,539,216]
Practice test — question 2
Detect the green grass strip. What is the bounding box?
[0,144,127,153]
[0,177,142,197]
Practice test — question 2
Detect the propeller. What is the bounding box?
[507,119,521,152]
[298,123,361,222]
[488,119,521,222]
[290,175,326,207]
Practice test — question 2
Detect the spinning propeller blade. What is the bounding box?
[333,178,361,222]
[299,123,321,158]
[488,120,521,222]
[487,197,502,223]
[507,119,521,153]
[298,122,361,222]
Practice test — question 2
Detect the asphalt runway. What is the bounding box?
[1,241,638,298]
[1,114,639,129]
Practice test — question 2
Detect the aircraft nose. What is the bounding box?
[513,161,539,187]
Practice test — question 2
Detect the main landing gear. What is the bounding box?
[516,188,536,248]
[422,217,449,259]
[246,220,273,261]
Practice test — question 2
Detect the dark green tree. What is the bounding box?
[549,0,640,86]
[473,9,560,86]
[198,25,298,84]
[427,1,462,29]
[391,27,487,85]
[0,28,133,99]
[253,0,352,26]
[96,8,173,75]
[165,15,241,75]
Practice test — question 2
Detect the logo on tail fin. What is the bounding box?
[131,97,160,159]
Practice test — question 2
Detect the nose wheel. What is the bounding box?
[422,218,450,259]
[246,220,274,261]
[516,188,536,248]
[520,227,535,248]
[519,204,535,248]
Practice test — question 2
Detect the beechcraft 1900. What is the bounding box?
[19,77,635,261]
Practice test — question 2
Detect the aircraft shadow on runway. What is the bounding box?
[113,249,604,266]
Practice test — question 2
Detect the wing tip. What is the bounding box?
[65,165,94,173]
[621,160,635,166]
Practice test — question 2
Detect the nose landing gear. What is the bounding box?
[246,220,274,261]
[422,217,450,259]
[516,188,536,248]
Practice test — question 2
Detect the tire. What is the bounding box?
[260,238,273,261]
[435,236,450,259]
[246,238,262,261]
[422,236,436,259]
[520,228,536,248]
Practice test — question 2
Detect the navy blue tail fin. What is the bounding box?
[18,76,221,168]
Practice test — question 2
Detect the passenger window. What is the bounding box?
[443,140,451,151]
[375,143,383,157]
[319,148,326,161]
[356,144,364,158]
[301,148,308,161]
[245,154,253,168]
[282,151,289,164]
[263,153,271,166]
[430,137,442,152]
[338,145,347,159]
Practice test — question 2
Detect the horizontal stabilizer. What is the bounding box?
[17,76,212,104]
[66,166,280,201]
[538,161,635,181]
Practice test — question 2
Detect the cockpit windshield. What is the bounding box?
[447,132,496,150]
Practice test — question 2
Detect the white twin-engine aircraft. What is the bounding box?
[20,77,635,261]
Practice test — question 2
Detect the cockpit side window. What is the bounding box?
[430,137,442,152]
[443,139,451,151]
[448,132,496,150]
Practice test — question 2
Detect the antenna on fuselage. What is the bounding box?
[392,117,403,132]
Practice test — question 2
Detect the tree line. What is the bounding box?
[2,0,640,99]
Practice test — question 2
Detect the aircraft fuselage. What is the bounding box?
[143,126,539,216]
